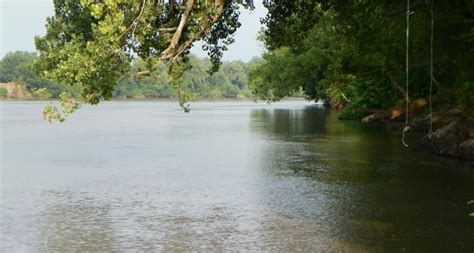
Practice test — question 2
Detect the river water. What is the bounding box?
[1,101,473,252]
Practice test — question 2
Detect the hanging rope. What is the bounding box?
[428,0,434,138]
[402,0,411,148]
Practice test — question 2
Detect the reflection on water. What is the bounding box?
[1,101,473,252]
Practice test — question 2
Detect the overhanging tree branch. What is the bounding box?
[106,0,227,79]
[170,0,225,61]
[383,65,410,103]
[119,0,146,38]
[160,0,225,61]
[160,0,195,60]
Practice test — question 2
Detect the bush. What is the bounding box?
[223,85,239,98]
[32,88,53,99]
[338,106,372,120]
[208,89,223,98]
[238,88,252,98]
[0,87,8,97]
[131,88,144,98]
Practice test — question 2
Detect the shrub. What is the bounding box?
[32,87,52,99]
[0,87,8,97]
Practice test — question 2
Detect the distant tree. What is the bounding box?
[32,87,53,99]
[115,54,256,99]
[0,51,81,98]
[0,51,40,87]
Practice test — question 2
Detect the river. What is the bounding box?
[1,101,473,252]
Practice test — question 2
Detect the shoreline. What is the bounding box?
[2,97,471,162]
[355,107,474,162]
[0,97,308,103]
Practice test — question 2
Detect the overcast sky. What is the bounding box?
[0,0,266,61]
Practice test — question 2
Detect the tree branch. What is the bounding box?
[341,92,352,103]
[119,0,146,38]
[160,0,195,59]
[383,65,410,103]
[133,0,226,76]
[211,0,225,22]
[160,0,225,62]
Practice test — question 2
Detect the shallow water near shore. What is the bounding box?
[1,101,473,252]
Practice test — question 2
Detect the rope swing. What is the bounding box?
[402,0,435,147]
[402,0,412,148]
[428,0,434,138]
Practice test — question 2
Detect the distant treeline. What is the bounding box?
[0,51,263,99]
[0,51,80,99]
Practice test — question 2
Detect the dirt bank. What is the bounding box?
[381,108,474,161]
[348,94,474,161]
[0,82,33,99]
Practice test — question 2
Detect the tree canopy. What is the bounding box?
[251,0,474,112]
[34,0,473,113]
[35,0,253,105]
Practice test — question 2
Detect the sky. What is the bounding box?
[0,0,266,61]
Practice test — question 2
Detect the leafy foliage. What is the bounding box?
[35,0,254,105]
[32,88,53,99]
[252,1,474,111]
[25,0,474,115]
[42,92,81,123]
[0,51,82,97]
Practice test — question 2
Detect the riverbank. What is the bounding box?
[0,83,32,99]
[387,108,474,161]
[0,93,307,103]
[343,93,474,161]
[0,82,305,102]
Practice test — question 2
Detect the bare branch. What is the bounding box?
[159,0,225,61]
[160,0,195,59]
[383,65,410,103]
[119,0,146,38]
[341,93,352,103]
